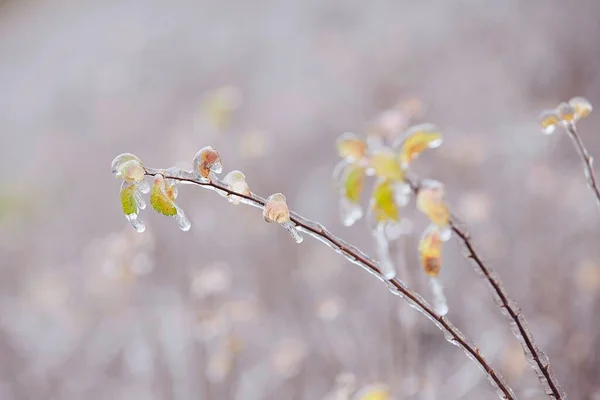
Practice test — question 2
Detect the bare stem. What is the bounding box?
[565,123,600,209]
[407,177,565,400]
[144,168,516,400]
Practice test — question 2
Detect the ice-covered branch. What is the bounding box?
[565,123,600,208]
[407,177,565,400]
[140,167,516,400]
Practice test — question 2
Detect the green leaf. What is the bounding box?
[150,177,177,216]
[120,184,138,215]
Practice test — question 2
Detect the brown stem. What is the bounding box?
[565,123,600,208]
[144,168,516,399]
[407,177,565,400]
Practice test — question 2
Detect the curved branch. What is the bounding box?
[407,177,565,400]
[565,123,600,209]
[144,168,516,400]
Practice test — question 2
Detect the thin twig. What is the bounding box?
[565,123,600,208]
[144,168,516,400]
[406,177,565,400]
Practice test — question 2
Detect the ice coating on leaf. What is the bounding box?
[125,213,145,233]
[120,183,138,216]
[429,277,449,316]
[396,123,442,168]
[556,102,576,124]
[111,153,141,176]
[282,221,304,243]
[263,193,290,224]
[222,170,251,204]
[339,197,363,227]
[112,153,145,184]
[193,146,222,180]
[419,224,442,277]
[368,149,404,181]
[150,174,177,216]
[569,96,593,120]
[393,182,411,207]
[384,218,412,240]
[374,222,396,280]
[352,384,390,400]
[539,110,560,135]
[133,188,146,210]
[416,179,450,238]
[341,164,365,203]
[336,132,367,162]
[370,179,399,222]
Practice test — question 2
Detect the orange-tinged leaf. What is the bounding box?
[416,180,449,228]
[150,175,177,216]
[371,179,399,222]
[539,110,560,134]
[419,225,442,277]
[397,123,442,168]
[343,164,365,203]
[569,96,593,120]
[337,132,368,162]
[369,150,404,181]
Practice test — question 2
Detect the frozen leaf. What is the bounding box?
[150,174,191,231]
[569,96,593,120]
[368,149,404,181]
[336,132,368,162]
[221,170,251,204]
[419,224,442,277]
[120,182,146,233]
[353,384,391,400]
[539,110,560,135]
[264,193,303,243]
[337,164,366,226]
[193,146,223,180]
[111,153,142,177]
[416,179,451,239]
[370,179,399,223]
[556,102,576,124]
[374,222,396,280]
[396,123,442,168]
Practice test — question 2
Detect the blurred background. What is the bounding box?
[1,0,600,399]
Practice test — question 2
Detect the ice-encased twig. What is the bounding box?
[142,169,517,400]
[565,123,600,209]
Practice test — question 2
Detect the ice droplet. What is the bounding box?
[175,208,191,231]
[374,222,396,280]
[340,197,363,227]
[136,179,150,194]
[282,221,304,243]
[126,213,146,233]
[429,278,449,316]
[133,189,147,210]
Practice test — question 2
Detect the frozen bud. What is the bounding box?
[111,153,145,181]
[539,110,561,135]
[396,123,442,168]
[120,182,145,233]
[569,96,593,120]
[370,179,400,223]
[336,132,368,162]
[193,146,223,180]
[368,149,404,181]
[338,164,365,226]
[264,193,303,243]
[353,384,392,400]
[222,170,250,204]
[556,102,576,124]
[416,179,451,240]
[419,225,442,277]
[150,174,190,231]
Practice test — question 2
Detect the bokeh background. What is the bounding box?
[1,0,600,399]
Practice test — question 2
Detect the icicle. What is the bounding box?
[429,277,448,316]
[374,222,396,280]
[125,213,146,233]
[175,207,191,232]
[340,197,363,227]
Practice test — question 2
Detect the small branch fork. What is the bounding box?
[406,177,565,400]
[565,123,600,209]
[145,168,516,400]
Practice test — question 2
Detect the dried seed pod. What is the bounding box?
[264,193,303,243]
[193,146,223,180]
[370,179,399,223]
[569,96,593,120]
[368,149,404,181]
[539,110,561,135]
[336,132,368,162]
[419,224,442,277]
[396,123,442,168]
[416,179,451,240]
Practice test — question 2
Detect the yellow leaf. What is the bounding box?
[569,96,593,120]
[371,179,399,222]
[416,180,449,228]
[343,164,365,203]
[369,150,404,181]
[337,132,368,162]
[539,110,560,135]
[419,225,442,277]
[556,102,576,124]
[397,123,442,168]
[150,175,177,216]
